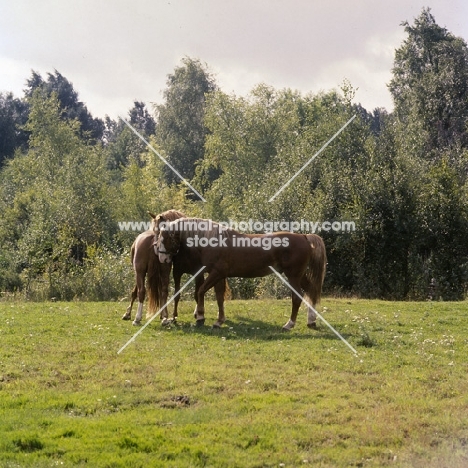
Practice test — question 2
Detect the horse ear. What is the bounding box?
[148,211,157,219]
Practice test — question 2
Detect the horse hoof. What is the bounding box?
[281,326,291,332]
[132,320,141,326]
[212,323,221,329]
[307,322,318,330]
[196,319,205,327]
[161,318,170,326]
[122,315,131,321]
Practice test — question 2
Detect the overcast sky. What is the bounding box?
[1,0,467,120]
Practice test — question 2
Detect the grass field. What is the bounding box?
[0,297,467,467]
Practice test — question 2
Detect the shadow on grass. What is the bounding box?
[159,314,355,345]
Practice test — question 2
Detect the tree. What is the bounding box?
[416,159,468,299]
[128,101,156,136]
[104,101,156,171]
[389,8,468,154]
[349,111,426,298]
[25,70,104,142]
[386,8,468,298]
[202,85,285,219]
[0,91,115,298]
[0,92,29,165]
[155,57,217,186]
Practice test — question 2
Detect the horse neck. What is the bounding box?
[173,218,222,241]
[163,210,186,222]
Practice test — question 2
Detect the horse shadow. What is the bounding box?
[159,314,353,344]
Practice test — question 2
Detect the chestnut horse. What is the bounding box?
[123,210,228,326]
[154,212,228,326]
[157,217,326,330]
[122,209,184,325]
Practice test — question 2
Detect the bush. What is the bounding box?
[0,251,22,293]
[22,246,133,301]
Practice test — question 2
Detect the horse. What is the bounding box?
[154,212,229,327]
[122,209,185,325]
[123,210,228,326]
[157,217,326,330]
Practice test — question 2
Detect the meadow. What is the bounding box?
[0,297,467,467]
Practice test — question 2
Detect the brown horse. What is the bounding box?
[122,209,185,325]
[123,210,228,326]
[154,212,229,327]
[157,217,326,330]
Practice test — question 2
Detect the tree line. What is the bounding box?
[1,8,468,301]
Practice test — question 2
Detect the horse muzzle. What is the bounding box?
[158,251,172,263]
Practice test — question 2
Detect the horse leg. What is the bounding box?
[194,272,222,327]
[171,271,181,322]
[301,275,318,329]
[166,264,184,324]
[159,264,171,325]
[282,276,303,331]
[122,285,137,320]
[212,279,227,329]
[307,306,318,329]
[133,272,146,326]
[193,274,206,326]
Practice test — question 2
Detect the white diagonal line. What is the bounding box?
[117,266,206,354]
[268,114,356,202]
[268,266,358,355]
[119,117,207,202]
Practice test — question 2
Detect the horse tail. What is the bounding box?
[304,234,327,306]
[146,253,162,318]
[130,241,136,268]
[224,279,232,300]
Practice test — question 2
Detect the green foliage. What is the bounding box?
[104,101,156,172]
[382,7,468,298]
[1,8,468,301]
[416,157,468,299]
[0,92,29,166]
[389,7,468,153]
[0,91,117,299]
[0,250,21,292]
[25,70,104,142]
[22,246,133,301]
[155,57,217,185]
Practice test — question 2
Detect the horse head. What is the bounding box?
[157,225,181,264]
[148,211,163,233]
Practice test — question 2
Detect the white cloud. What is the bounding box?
[0,0,466,118]
[0,56,33,96]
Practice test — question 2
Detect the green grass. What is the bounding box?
[1,298,468,467]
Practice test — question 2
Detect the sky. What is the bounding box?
[1,0,467,120]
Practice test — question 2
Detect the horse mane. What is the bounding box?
[146,209,186,317]
[151,209,186,231]
[166,217,227,240]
